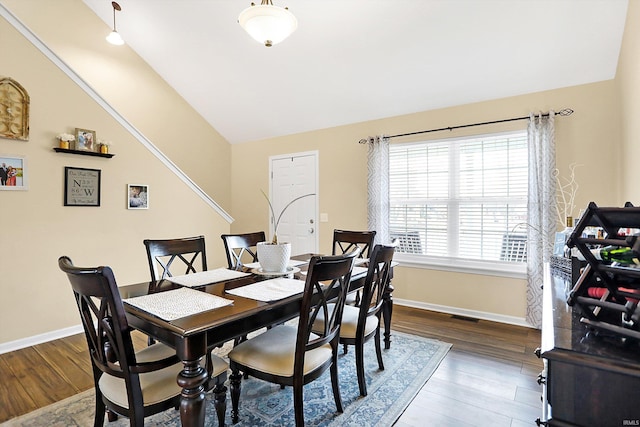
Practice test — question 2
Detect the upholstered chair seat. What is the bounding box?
[228,326,331,377]
[99,343,182,409]
[313,304,379,340]
[99,344,228,409]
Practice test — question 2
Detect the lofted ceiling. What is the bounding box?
[83,0,628,144]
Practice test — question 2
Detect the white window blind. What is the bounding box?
[389,131,528,266]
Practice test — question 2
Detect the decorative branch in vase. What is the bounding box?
[554,162,582,227]
[261,189,315,244]
[257,189,315,273]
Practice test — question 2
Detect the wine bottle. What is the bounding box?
[561,216,575,257]
[593,246,640,265]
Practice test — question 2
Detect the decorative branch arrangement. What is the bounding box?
[554,163,581,225]
[261,189,314,244]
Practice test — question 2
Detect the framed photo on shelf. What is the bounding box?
[64,167,101,206]
[0,155,28,190]
[74,128,97,152]
[128,184,149,209]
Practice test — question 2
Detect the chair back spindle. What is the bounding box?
[221,231,266,270]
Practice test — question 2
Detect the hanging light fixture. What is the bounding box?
[106,1,124,46]
[238,1,297,47]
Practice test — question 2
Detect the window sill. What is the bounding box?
[394,253,527,279]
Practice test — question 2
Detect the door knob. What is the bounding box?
[309,228,314,234]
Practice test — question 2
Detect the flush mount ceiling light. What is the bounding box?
[106,1,124,46]
[238,0,298,47]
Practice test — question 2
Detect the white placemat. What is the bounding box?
[244,259,308,270]
[124,287,233,321]
[167,268,250,287]
[225,278,306,302]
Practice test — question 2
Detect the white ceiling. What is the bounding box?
[83,0,628,144]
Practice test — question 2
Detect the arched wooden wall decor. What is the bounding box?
[0,77,30,141]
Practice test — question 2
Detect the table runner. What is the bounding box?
[167,268,250,287]
[124,287,233,321]
[225,278,306,302]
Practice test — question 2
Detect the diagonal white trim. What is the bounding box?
[0,5,233,224]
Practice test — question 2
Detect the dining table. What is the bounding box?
[119,254,394,427]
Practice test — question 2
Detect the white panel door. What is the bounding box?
[270,152,318,255]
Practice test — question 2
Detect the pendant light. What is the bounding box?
[106,1,124,46]
[238,1,297,47]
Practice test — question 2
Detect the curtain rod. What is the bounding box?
[358,108,574,143]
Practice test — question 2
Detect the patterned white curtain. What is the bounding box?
[527,112,556,329]
[366,135,390,245]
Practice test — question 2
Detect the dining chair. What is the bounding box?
[142,236,208,348]
[315,243,396,396]
[228,250,359,427]
[142,235,230,409]
[220,231,266,270]
[58,256,229,427]
[332,229,377,306]
[143,235,207,281]
[332,229,376,259]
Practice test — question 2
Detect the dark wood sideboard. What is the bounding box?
[538,266,640,426]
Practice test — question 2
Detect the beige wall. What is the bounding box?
[618,0,640,202]
[232,81,622,323]
[0,1,232,345]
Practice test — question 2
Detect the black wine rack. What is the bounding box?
[566,202,640,340]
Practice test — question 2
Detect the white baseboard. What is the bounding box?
[0,300,533,355]
[394,298,534,329]
[0,325,84,355]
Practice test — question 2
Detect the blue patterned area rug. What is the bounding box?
[3,331,450,427]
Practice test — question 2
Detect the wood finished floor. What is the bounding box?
[0,305,542,426]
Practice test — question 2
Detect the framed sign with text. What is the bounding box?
[64,167,101,206]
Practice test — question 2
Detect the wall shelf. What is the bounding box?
[53,147,114,158]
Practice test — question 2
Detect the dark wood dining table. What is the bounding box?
[119,254,394,427]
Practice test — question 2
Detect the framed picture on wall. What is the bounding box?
[74,128,97,151]
[128,184,149,209]
[64,167,101,206]
[0,155,28,190]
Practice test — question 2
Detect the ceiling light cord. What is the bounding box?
[106,1,124,46]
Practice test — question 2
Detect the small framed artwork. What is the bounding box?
[128,184,149,209]
[64,167,101,206]
[0,155,28,190]
[74,128,97,151]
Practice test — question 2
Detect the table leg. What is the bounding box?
[230,370,242,423]
[382,282,394,349]
[176,337,209,427]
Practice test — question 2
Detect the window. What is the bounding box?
[389,131,528,273]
